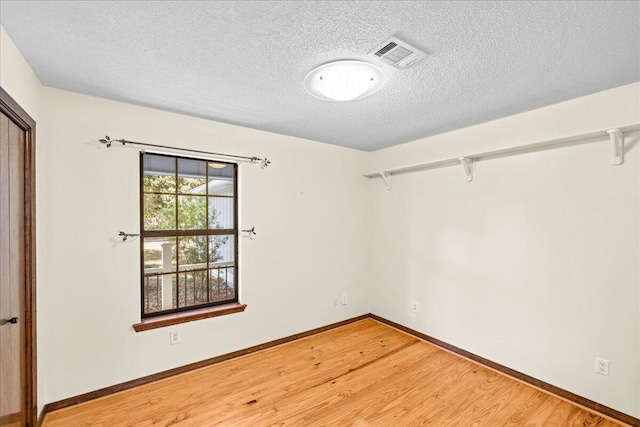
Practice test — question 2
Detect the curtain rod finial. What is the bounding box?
[99,135,112,147]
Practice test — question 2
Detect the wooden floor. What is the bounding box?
[42,319,624,427]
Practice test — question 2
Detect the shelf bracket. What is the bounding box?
[379,172,392,190]
[607,129,623,165]
[459,157,473,182]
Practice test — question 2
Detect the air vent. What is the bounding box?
[374,42,398,57]
[369,36,428,69]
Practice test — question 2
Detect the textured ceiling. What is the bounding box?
[1,1,639,151]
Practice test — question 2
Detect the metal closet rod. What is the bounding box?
[98,135,271,168]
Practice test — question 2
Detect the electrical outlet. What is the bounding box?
[595,357,609,376]
[341,294,348,305]
[412,301,419,313]
[333,296,339,306]
[170,329,182,345]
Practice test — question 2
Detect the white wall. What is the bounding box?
[0,26,41,119]
[367,82,640,417]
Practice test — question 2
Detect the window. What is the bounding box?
[140,153,238,318]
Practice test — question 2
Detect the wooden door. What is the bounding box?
[0,88,36,427]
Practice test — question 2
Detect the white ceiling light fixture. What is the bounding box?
[304,60,385,101]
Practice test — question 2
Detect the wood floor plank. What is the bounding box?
[41,319,626,427]
[347,357,504,426]
[257,344,456,426]
[479,384,542,426]
[501,392,559,427]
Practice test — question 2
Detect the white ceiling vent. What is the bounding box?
[369,36,428,69]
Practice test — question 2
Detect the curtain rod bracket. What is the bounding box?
[379,172,392,190]
[459,157,473,182]
[607,129,623,165]
[242,226,257,236]
[118,231,140,242]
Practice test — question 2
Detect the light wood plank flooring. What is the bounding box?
[42,319,624,426]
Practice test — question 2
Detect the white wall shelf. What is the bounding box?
[364,123,640,189]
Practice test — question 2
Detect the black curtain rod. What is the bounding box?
[98,136,270,168]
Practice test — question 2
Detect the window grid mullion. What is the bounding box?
[174,157,180,309]
[206,162,210,304]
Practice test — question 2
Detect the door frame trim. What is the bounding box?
[0,87,37,427]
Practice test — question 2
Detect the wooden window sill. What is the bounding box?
[133,303,247,332]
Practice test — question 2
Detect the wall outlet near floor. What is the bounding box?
[412,301,419,313]
[595,357,609,376]
[341,294,348,305]
[170,329,182,345]
[334,295,339,306]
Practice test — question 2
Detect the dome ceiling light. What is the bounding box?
[304,60,385,102]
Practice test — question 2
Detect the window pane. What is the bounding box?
[178,273,188,307]
[143,274,162,314]
[143,237,177,273]
[178,158,207,193]
[144,194,176,230]
[207,164,234,196]
[178,195,207,229]
[209,266,235,302]
[178,236,207,271]
[209,235,234,264]
[164,274,178,311]
[209,197,234,229]
[143,274,176,314]
[192,270,209,306]
[143,155,176,194]
[177,271,207,307]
